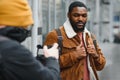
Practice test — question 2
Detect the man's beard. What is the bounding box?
[70,20,86,33]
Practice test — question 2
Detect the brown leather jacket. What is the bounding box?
[44,26,106,80]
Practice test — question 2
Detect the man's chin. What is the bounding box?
[78,28,85,32]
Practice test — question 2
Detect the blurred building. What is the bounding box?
[23,0,120,54]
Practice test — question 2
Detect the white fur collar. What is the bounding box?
[63,19,91,38]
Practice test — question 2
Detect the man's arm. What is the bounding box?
[91,42,106,70]
[0,40,60,80]
[87,34,106,71]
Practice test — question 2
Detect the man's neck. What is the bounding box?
[77,31,83,35]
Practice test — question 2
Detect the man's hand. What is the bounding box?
[87,45,98,58]
[87,38,98,58]
[74,44,87,60]
[43,43,59,59]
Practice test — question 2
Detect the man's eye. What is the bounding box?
[82,14,87,17]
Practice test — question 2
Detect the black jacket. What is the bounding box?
[0,35,60,80]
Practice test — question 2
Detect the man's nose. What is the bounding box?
[78,16,83,21]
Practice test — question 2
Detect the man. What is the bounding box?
[0,0,60,80]
[44,1,106,80]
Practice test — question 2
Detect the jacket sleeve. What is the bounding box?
[0,40,60,80]
[91,41,106,71]
[44,30,58,46]
[88,33,106,71]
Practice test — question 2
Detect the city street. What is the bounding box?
[99,43,120,80]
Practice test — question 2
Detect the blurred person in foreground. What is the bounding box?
[44,1,106,80]
[0,0,60,80]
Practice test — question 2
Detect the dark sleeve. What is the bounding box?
[0,40,60,80]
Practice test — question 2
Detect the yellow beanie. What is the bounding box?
[0,0,34,29]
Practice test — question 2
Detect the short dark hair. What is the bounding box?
[68,1,87,13]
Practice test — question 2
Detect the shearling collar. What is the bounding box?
[63,19,91,38]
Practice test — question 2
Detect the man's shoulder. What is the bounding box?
[0,35,21,50]
[0,35,10,42]
[0,35,19,44]
[47,26,64,35]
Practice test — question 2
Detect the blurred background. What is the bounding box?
[22,0,120,80]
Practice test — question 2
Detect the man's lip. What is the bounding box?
[77,25,83,28]
[78,24,83,25]
[77,22,83,25]
[76,23,83,28]
[77,23,83,26]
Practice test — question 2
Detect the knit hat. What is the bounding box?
[0,0,34,29]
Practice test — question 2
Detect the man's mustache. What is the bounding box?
[76,21,84,25]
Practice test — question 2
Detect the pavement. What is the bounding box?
[98,43,120,80]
